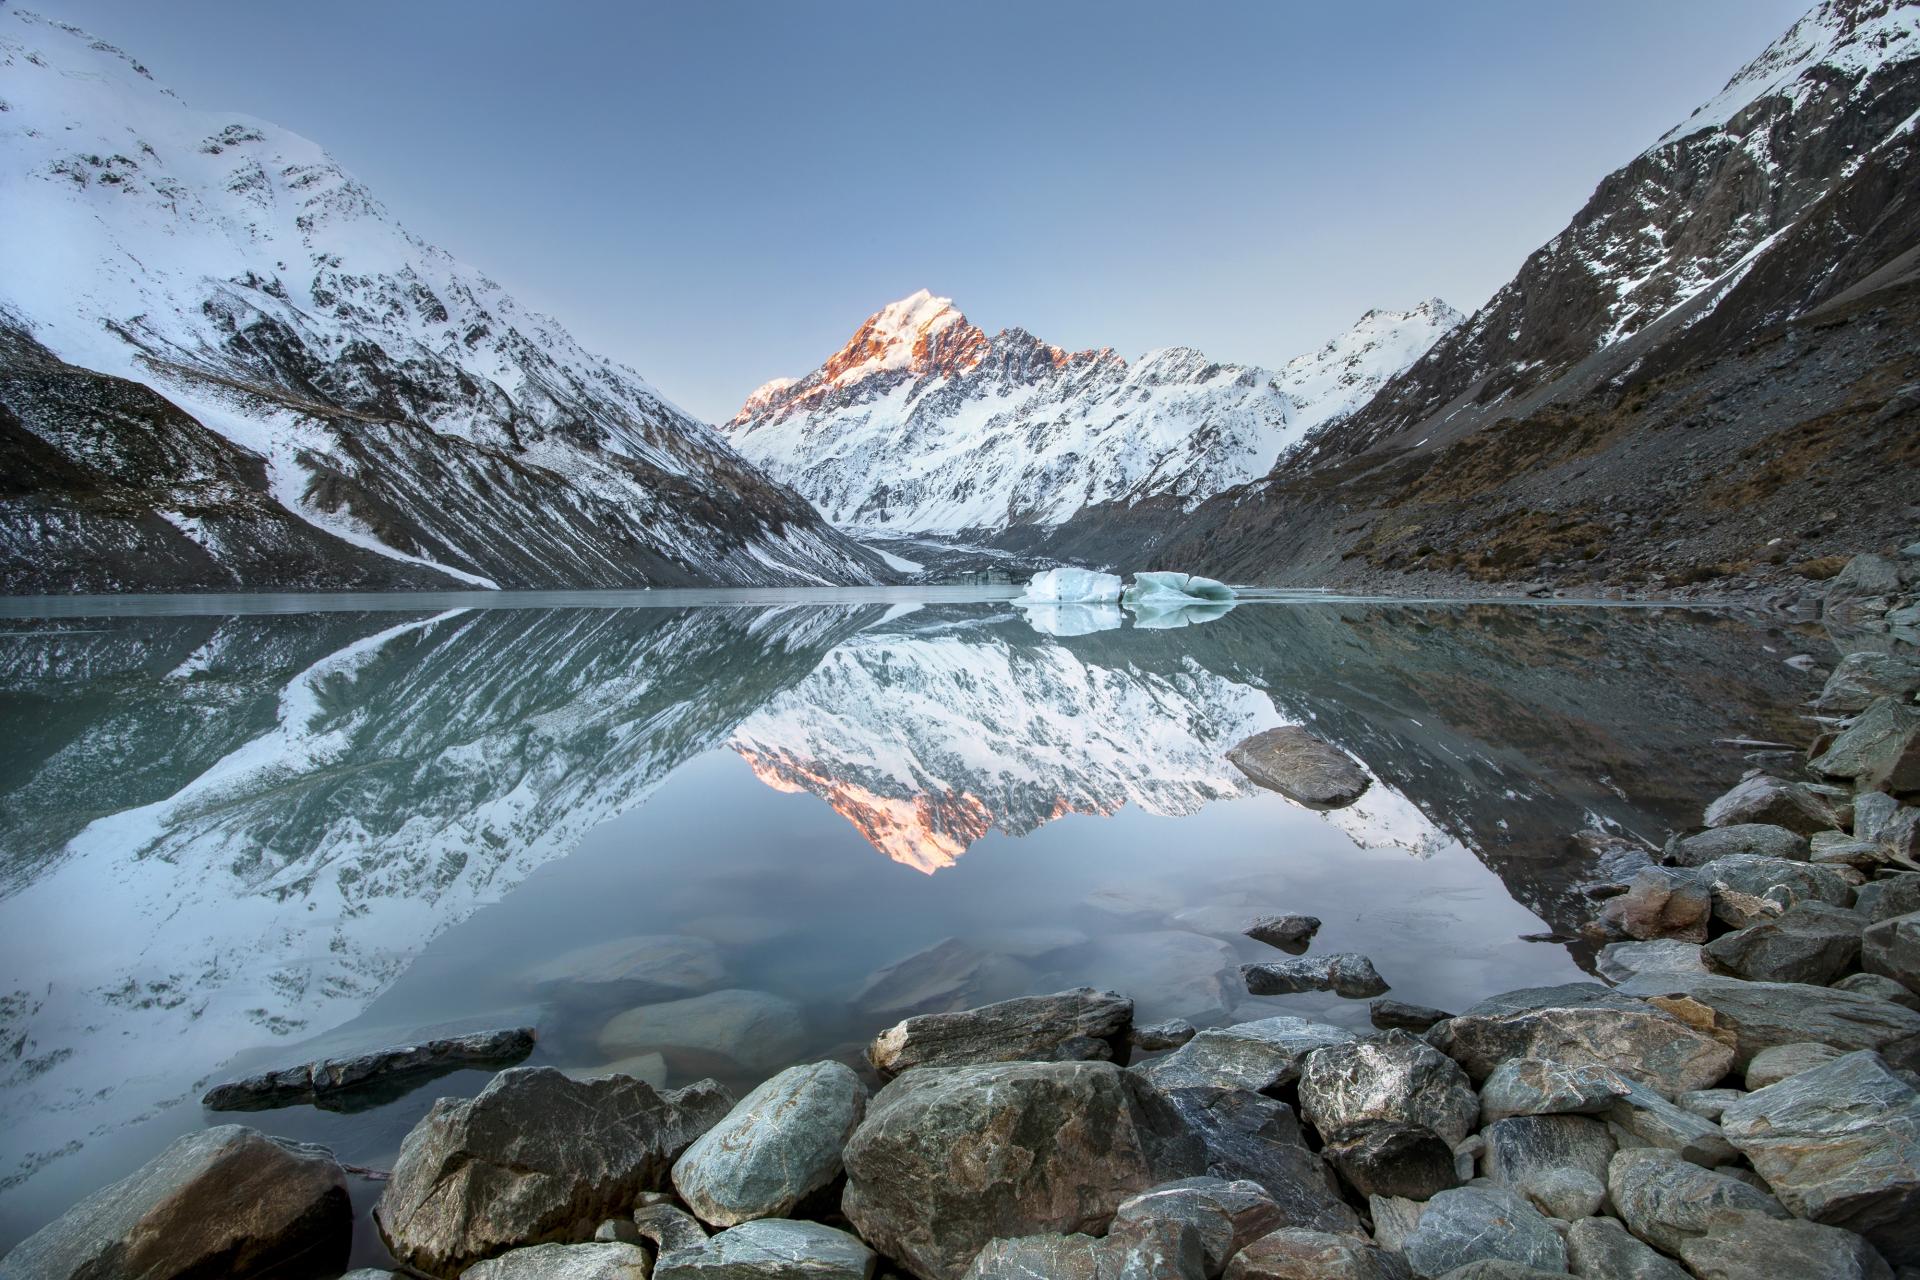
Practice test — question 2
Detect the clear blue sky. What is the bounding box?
[52,0,1809,422]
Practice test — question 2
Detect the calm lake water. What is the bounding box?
[0,590,1825,1254]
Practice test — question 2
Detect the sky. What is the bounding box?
[49,0,1812,423]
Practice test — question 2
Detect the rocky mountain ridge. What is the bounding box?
[725,291,1460,534]
[0,7,888,591]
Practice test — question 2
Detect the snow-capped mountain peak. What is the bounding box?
[1278,299,1465,434]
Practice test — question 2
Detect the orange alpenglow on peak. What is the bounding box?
[734,746,994,875]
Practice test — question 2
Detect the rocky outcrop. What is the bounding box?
[375,1069,732,1276]
[0,1125,350,1280]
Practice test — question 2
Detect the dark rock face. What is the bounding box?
[1244,915,1322,955]
[201,1027,536,1111]
[1226,728,1371,809]
[1368,1000,1453,1034]
[867,988,1133,1078]
[1720,1050,1920,1266]
[0,1124,350,1280]
[1320,1121,1461,1202]
[839,1060,1200,1280]
[1864,910,1920,994]
[374,1068,733,1277]
[1702,901,1864,985]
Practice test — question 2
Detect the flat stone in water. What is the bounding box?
[1226,727,1371,809]
[1242,954,1388,999]
[202,1027,536,1111]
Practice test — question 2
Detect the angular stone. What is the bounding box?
[1719,1050,1920,1266]
[1597,870,1710,943]
[1460,984,1642,1017]
[1478,1057,1634,1125]
[1145,1086,1361,1238]
[1604,1077,1736,1167]
[0,1125,350,1280]
[1483,1114,1616,1193]
[672,1061,867,1228]
[1298,1031,1477,1145]
[652,1219,875,1279]
[1616,971,1920,1067]
[1367,1195,1424,1253]
[1854,795,1920,861]
[1320,1121,1460,1201]
[1855,874,1920,925]
[1811,699,1920,794]
[1223,1229,1409,1279]
[1605,1148,1788,1256]
[1703,775,1836,837]
[1133,1017,1356,1093]
[1426,1004,1733,1095]
[839,1060,1198,1280]
[960,1235,1105,1280]
[1810,832,1894,871]
[1594,940,1708,985]
[1675,1088,1745,1122]
[1102,1216,1208,1280]
[1111,1177,1285,1277]
[1864,910,1920,995]
[1243,955,1388,999]
[1227,728,1370,809]
[1703,901,1863,985]
[867,988,1132,1078]
[1833,972,1920,1011]
[633,1204,710,1255]
[1133,1020,1199,1052]
[1744,1041,1845,1090]
[462,1243,651,1280]
[1826,554,1908,623]
[376,1068,732,1276]
[1813,652,1920,714]
[1369,1000,1453,1033]
[1668,825,1809,867]
[1674,1214,1894,1280]
[1245,915,1323,955]
[1401,1186,1566,1278]
[1562,1215,1688,1280]
[598,990,807,1073]
[1695,855,1854,927]
[203,1027,536,1111]
[1517,1166,1605,1220]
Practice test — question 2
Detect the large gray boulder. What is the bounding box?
[1226,728,1370,809]
[1144,1086,1363,1238]
[672,1062,867,1227]
[1223,1229,1409,1280]
[839,1060,1198,1280]
[1810,698,1920,794]
[1854,873,1920,925]
[1562,1215,1688,1280]
[866,988,1131,1078]
[1605,1147,1788,1255]
[1615,971,1920,1067]
[1855,794,1920,861]
[1667,824,1809,867]
[1297,1031,1477,1145]
[376,1068,732,1277]
[1596,869,1709,943]
[652,1219,875,1279]
[0,1125,350,1280]
[1694,855,1854,927]
[1133,1017,1355,1093]
[1863,910,1920,995]
[1400,1186,1566,1279]
[1719,1050,1920,1267]
[1482,1114,1616,1193]
[1425,1003,1732,1095]
[1594,940,1709,985]
[1669,1214,1893,1280]
[1702,775,1835,836]
[461,1243,652,1280]
[1604,1078,1737,1167]
[1813,651,1920,714]
[1477,1057,1634,1125]
[1701,901,1863,985]
[1110,1178,1285,1277]
[1743,1041,1844,1090]
[1825,554,1908,625]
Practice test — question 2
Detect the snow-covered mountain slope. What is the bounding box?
[724,291,1459,534]
[0,8,886,590]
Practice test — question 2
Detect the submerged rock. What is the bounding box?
[1226,728,1371,809]
[853,938,1035,1020]
[1242,954,1388,999]
[839,1060,1198,1280]
[202,1027,536,1111]
[866,988,1132,1078]
[598,989,807,1073]
[1369,999,1453,1033]
[375,1068,732,1276]
[672,1061,867,1228]
[0,1125,350,1280]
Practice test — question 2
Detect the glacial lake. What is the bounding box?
[0,590,1825,1256]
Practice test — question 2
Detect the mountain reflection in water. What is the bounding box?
[0,596,1821,1247]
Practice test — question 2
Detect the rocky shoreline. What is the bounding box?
[5,555,1919,1280]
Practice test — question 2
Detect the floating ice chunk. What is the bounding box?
[1019,603,1124,637]
[1122,572,1236,606]
[1017,567,1124,604]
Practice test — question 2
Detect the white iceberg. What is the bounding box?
[1122,571,1236,606]
[1019,603,1125,637]
[1017,567,1125,604]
